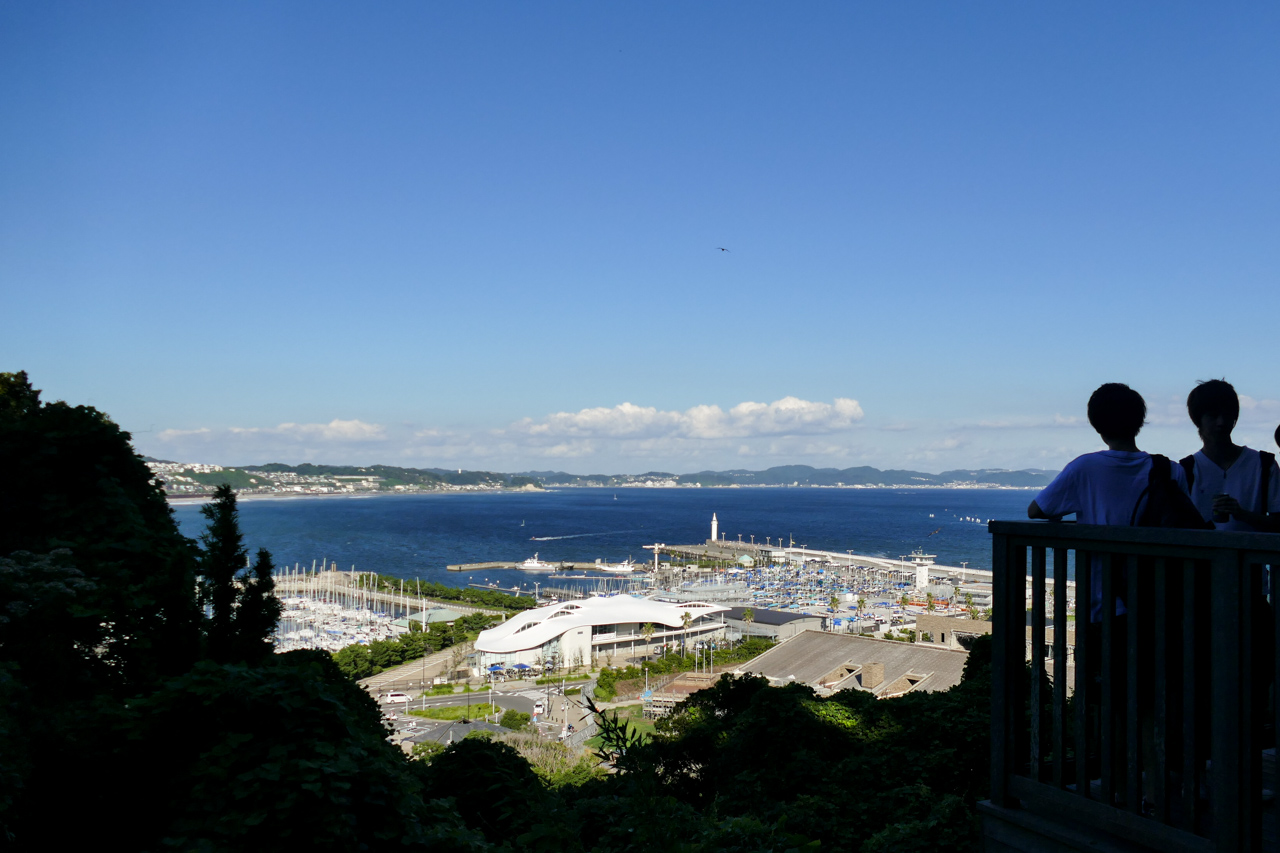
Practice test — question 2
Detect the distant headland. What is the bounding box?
[144,458,1057,499]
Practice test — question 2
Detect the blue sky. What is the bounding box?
[3,3,1278,472]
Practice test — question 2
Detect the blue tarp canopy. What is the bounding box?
[488,664,504,671]
[514,663,532,670]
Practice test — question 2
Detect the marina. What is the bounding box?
[266,514,1077,658]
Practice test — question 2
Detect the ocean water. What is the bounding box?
[170,487,1032,589]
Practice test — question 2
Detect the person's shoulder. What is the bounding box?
[1238,446,1270,464]
[1050,453,1096,480]
[1243,445,1280,475]
[1063,450,1115,468]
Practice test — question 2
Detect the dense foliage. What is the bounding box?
[331,611,496,679]
[594,637,777,700]
[1,371,996,852]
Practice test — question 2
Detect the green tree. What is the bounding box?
[368,638,406,672]
[829,594,840,611]
[333,644,374,680]
[900,593,910,608]
[415,737,549,845]
[926,592,935,612]
[114,651,483,851]
[641,621,656,657]
[741,607,755,639]
[681,610,693,654]
[857,596,867,614]
[500,709,531,731]
[0,371,201,692]
[197,485,282,664]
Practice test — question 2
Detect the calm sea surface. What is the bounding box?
[170,488,1033,589]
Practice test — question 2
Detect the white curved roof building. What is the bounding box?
[475,594,729,669]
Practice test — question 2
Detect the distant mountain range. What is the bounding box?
[142,457,1057,490]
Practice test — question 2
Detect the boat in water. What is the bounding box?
[519,553,557,572]
[599,557,638,574]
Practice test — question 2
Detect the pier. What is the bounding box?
[274,571,507,617]
[447,560,652,574]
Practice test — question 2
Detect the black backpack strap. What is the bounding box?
[1179,455,1196,492]
[1261,451,1275,515]
[1132,455,1171,526]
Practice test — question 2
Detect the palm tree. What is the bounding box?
[641,622,656,659]
[828,594,840,612]
[857,596,867,615]
[965,592,974,615]
[926,592,935,612]
[741,608,754,640]
[900,593,910,608]
[680,611,693,656]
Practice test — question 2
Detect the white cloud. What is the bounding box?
[511,396,864,441]
[228,419,387,441]
[141,397,868,469]
[153,419,388,464]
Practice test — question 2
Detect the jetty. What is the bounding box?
[446,560,650,573]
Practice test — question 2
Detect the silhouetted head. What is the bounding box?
[1187,379,1238,443]
[1187,379,1239,427]
[1274,423,1279,450]
[1088,383,1146,442]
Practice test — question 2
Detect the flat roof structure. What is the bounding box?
[722,606,817,626]
[392,607,464,628]
[475,594,728,669]
[733,629,969,698]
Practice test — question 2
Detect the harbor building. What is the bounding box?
[474,594,728,670]
[721,605,823,642]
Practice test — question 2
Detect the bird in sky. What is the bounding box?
[716,247,729,252]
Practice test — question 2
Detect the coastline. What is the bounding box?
[165,483,1039,505]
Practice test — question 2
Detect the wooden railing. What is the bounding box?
[990,521,1280,852]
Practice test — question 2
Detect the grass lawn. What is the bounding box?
[408,704,500,721]
[585,703,657,749]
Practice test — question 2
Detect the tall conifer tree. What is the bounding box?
[198,485,281,663]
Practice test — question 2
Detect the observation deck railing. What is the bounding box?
[984,521,1280,853]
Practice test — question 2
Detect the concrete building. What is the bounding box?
[915,613,993,649]
[474,594,727,670]
[721,606,824,642]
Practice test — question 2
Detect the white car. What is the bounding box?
[382,691,411,704]
[533,701,545,715]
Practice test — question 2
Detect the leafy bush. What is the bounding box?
[499,709,531,731]
[332,621,465,680]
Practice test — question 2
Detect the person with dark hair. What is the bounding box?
[1029,383,1193,615]
[1030,383,1200,808]
[1180,379,1280,532]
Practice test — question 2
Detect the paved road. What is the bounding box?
[377,683,595,742]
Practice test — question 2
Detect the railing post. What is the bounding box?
[983,532,1024,804]
[1210,551,1246,851]
[990,531,1014,806]
[1031,547,1046,781]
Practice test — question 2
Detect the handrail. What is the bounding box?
[989,520,1280,853]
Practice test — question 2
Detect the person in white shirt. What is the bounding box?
[1180,379,1280,533]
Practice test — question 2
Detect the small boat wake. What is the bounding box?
[530,529,642,541]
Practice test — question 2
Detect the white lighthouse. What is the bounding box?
[710,512,718,543]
